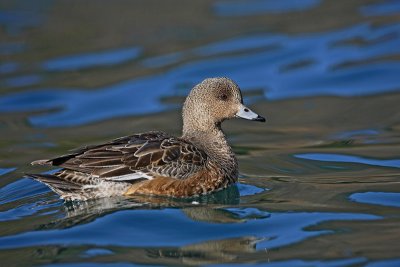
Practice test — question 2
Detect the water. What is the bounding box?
[1,0,400,266]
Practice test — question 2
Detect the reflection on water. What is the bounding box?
[360,0,400,16]
[0,168,16,176]
[0,9,42,35]
[215,258,366,267]
[4,74,42,88]
[236,182,266,196]
[365,259,400,267]
[214,0,321,17]
[1,0,400,266]
[0,61,19,74]
[331,129,379,140]
[1,22,400,126]
[0,206,379,251]
[295,153,400,169]
[350,192,400,208]
[42,46,142,72]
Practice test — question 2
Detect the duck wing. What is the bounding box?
[32,131,208,181]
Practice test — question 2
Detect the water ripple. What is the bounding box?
[0,208,379,250]
[214,0,321,17]
[0,62,19,74]
[350,192,400,208]
[215,258,367,267]
[42,46,142,72]
[0,168,16,176]
[5,74,42,88]
[295,153,400,169]
[365,258,400,267]
[360,0,400,17]
[0,22,399,127]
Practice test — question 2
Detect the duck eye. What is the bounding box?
[219,94,228,101]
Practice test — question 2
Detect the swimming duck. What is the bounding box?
[28,77,265,201]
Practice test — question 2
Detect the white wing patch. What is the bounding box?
[104,172,153,181]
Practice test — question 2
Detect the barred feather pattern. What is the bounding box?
[28,131,215,200]
[41,131,208,179]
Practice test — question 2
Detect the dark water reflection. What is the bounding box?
[1,0,400,266]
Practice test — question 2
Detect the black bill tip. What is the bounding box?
[252,115,266,122]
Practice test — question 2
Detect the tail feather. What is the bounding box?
[26,173,82,191]
[31,159,52,166]
[26,173,84,200]
[26,172,131,201]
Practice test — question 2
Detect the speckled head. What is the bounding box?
[182,77,265,135]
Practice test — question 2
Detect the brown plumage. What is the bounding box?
[27,77,265,201]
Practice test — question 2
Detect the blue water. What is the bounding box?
[350,192,400,208]
[42,46,142,72]
[214,0,321,17]
[213,258,367,267]
[0,61,19,74]
[5,74,42,88]
[0,168,16,176]
[294,153,400,169]
[0,208,378,249]
[365,259,400,267]
[1,0,400,266]
[360,0,400,16]
[1,22,400,127]
[0,9,42,35]
[332,129,380,140]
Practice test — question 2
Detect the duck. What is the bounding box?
[27,77,265,201]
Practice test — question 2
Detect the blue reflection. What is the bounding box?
[5,74,42,88]
[237,183,266,196]
[332,129,379,139]
[0,200,59,222]
[42,46,142,72]
[0,208,379,250]
[215,258,366,267]
[83,248,114,257]
[0,76,171,127]
[350,192,400,208]
[226,207,271,219]
[295,153,400,169]
[0,62,19,74]
[0,10,41,35]
[214,0,321,17]
[0,178,48,205]
[0,167,16,176]
[141,52,184,68]
[365,258,400,267]
[360,0,400,16]
[1,23,400,127]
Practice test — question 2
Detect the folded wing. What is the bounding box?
[33,131,208,182]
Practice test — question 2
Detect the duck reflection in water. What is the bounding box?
[32,184,265,266]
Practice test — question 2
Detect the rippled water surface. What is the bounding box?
[1,0,400,266]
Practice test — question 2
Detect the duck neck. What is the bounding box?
[182,123,237,172]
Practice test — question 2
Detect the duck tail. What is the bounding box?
[26,172,131,201]
[26,173,84,200]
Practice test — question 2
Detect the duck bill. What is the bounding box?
[235,104,266,122]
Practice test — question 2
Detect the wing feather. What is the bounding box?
[35,131,208,182]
